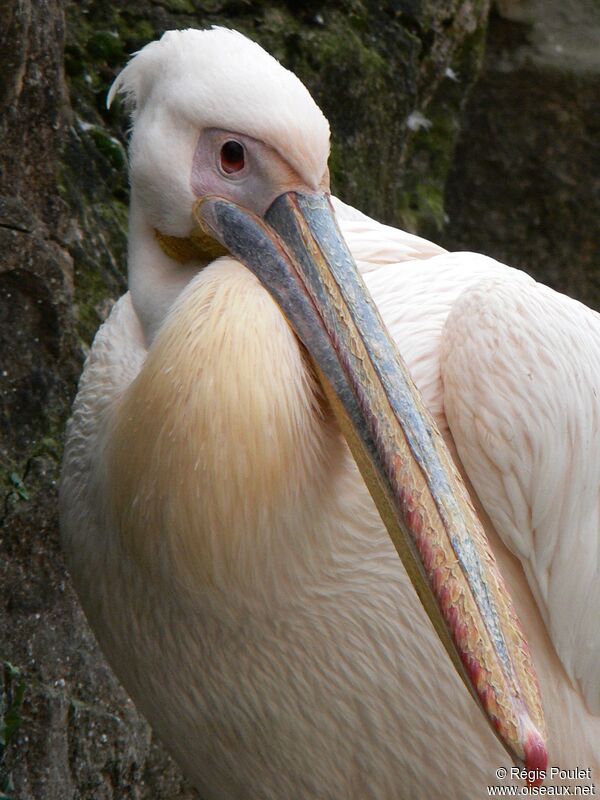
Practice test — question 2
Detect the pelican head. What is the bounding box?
[109,28,329,234]
[108,27,546,775]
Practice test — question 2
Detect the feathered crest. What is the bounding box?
[107,35,168,114]
[106,27,330,187]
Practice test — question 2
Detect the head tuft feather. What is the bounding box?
[107,27,330,187]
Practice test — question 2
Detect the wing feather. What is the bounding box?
[60,293,146,575]
[441,275,600,713]
[332,195,447,272]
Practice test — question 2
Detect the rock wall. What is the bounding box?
[442,0,600,308]
[0,1,491,797]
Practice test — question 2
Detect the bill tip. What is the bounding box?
[524,724,548,787]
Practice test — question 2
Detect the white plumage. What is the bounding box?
[61,27,600,798]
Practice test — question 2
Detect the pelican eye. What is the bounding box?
[220,140,245,174]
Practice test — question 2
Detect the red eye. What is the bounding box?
[220,140,245,174]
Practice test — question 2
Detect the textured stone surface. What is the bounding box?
[1,1,492,796]
[442,0,600,308]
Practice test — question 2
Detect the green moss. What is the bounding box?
[64,43,86,78]
[86,30,124,65]
[0,665,25,748]
[159,0,195,13]
[0,663,26,798]
[57,4,131,344]
[1,404,69,512]
[7,474,28,502]
[88,128,126,172]
[64,2,158,121]
[395,14,490,234]
[62,175,129,347]
[117,18,154,47]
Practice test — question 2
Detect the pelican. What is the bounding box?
[60,28,600,798]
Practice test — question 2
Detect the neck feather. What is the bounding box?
[108,257,345,597]
[128,192,202,344]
